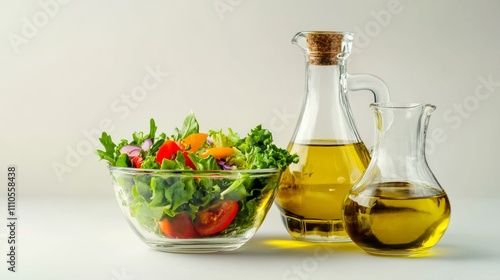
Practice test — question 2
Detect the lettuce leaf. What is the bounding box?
[228,125,299,171]
[164,180,195,212]
[209,128,239,147]
[188,153,219,171]
[173,112,199,140]
[160,151,190,170]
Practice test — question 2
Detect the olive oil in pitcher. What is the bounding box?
[343,182,451,255]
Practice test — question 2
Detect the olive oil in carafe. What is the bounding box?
[343,182,451,256]
[275,141,371,241]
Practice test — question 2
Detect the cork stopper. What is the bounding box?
[296,32,353,65]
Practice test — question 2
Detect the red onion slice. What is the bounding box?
[128,149,141,157]
[216,159,232,170]
[141,138,153,151]
[120,145,141,156]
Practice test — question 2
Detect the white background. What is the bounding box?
[0,1,499,279]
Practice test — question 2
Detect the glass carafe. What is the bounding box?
[342,103,451,256]
[275,31,390,242]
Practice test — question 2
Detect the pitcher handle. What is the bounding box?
[346,73,391,104]
[346,73,390,155]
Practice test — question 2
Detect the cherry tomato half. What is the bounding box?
[155,140,182,164]
[158,212,199,239]
[131,156,144,168]
[194,200,239,236]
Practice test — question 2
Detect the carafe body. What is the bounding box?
[275,31,390,242]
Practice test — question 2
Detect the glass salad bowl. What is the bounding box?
[109,166,281,253]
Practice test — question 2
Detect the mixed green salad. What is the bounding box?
[97,113,298,238]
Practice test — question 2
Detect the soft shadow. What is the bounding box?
[225,235,497,260]
[423,242,499,261]
[225,234,363,257]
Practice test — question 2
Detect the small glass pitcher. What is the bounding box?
[342,103,451,256]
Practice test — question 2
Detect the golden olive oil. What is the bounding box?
[343,182,451,256]
[275,140,371,241]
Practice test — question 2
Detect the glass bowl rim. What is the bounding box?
[108,165,281,175]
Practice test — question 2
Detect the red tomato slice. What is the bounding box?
[194,200,239,236]
[158,212,199,239]
[131,156,144,168]
[155,140,182,164]
[183,151,196,170]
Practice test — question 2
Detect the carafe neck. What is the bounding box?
[306,64,345,104]
[370,103,436,182]
[290,31,367,145]
[291,62,361,144]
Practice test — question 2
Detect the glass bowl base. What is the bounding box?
[144,239,248,253]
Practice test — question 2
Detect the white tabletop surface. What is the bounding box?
[1,196,499,280]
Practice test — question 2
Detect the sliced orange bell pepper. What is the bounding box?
[181,133,208,153]
[200,147,234,159]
